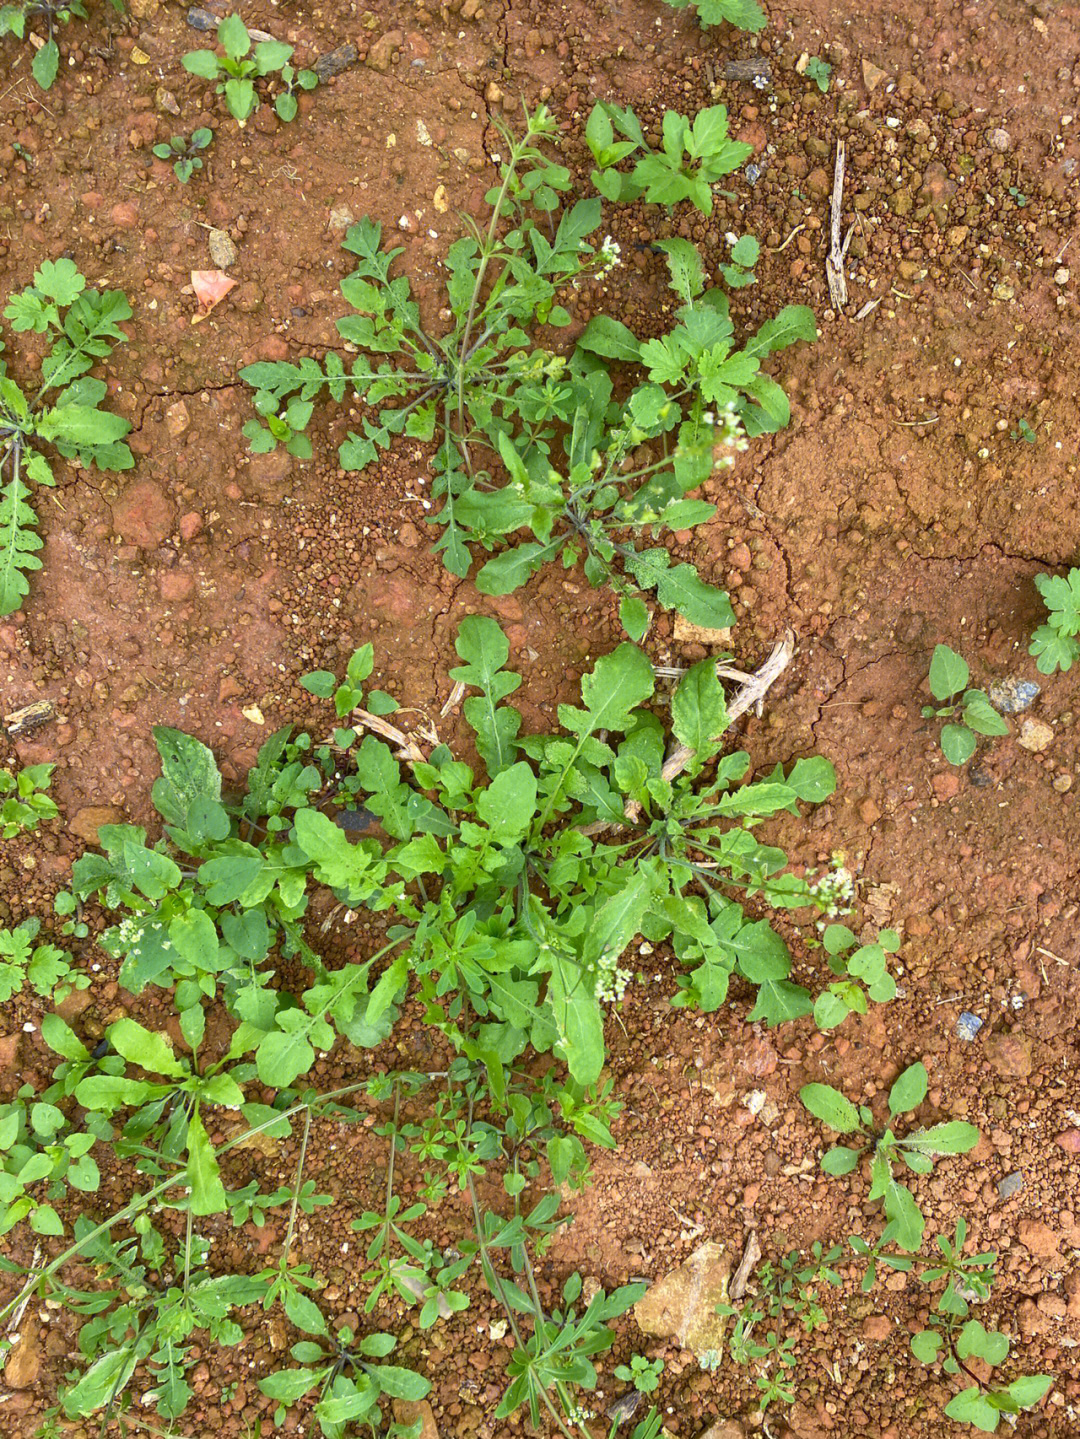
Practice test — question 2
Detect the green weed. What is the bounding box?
[718,1242,842,1412]
[922,644,1008,764]
[242,102,815,636]
[0,260,133,614]
[659,0,767,33]
[1030,567,1080,673]
[800,1062,979,1251]
[0,760,58,834]
[153,127,214,183]
[614,1353,664,1393]
[586,101,753,214]
[0,916,86,1004]
[803,57,832,93]
[0,0,84,89]
[182,13,318,125]
[854,1220,1052,1431]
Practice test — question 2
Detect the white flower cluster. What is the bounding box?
[703,401,749,471]
[595,957,633,1004]
[810,863,856,917]
[116,916,145,946]
[597,234,622,273]
[564,1405,596,1424]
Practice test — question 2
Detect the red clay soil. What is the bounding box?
[0,0,1079,1436]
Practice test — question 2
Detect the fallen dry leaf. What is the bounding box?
[190,269,236,320]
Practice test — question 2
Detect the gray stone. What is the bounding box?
[997,1171,1024,1200]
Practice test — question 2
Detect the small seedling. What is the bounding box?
[905,1220,1051,1431]
[1029,567,1080,673]
[0,0,84,90]
[659,0,767,32]
[913,1319,1052,1431]
[614,1354,664,1394]
[1010,416,1036,443]
[274,61,318,121]
[804,57,832,93]
[1008,185,1028,208]
[812,923,899,1030]
[586,102,753,214]
[720,234,760,288]
[800,1061,979,1250]
[0,761,57,834]
[259,1321,429,1436]
[153,127,214,183]
[182,13,318,125]
[718,1242,842,1412]
[922,644,1008,765]
[0,260,132,613]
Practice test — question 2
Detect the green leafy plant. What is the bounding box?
[0,260,132,614]
[0,916,85,1003]
[182,13,318,125]
[800,1062,979,1251]
[53,1222,269,1422]
[658,0,767,32]
[853,1219,1052,1432]
[259,1319,430,1436]
[0,761,57,834]
[242,102,816,636]
[1010,416,1036,444]
[0,1081,100,1237]
[1029,568,1080,673]
[803,56,832,93]
[60,619,845,1102]
[922,644,1008,765]
[913,1318,1052,1431]
[0,0,85,90]
[811,922,898,1030]
[586,102,753,214]
[152,127,214,183]
[274,60,319,121]
[718,1242,842,1412]
[614,1353,664,1394]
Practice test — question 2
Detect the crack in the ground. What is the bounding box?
[807,648,906,750]
[129,381,239,435]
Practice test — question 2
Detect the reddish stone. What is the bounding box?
[159,571,194,602]
[110,200,139,229]
[932,771,960,800]
[1055,1128,1080,1154]
[111,479,175,548]
[178,510,204,541]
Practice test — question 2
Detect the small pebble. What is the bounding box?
[1018,718,1054,753]
[997,1171,1024,1200]
[314,43,357,81]
[186,5,217,29]
[957,1012,983,1041]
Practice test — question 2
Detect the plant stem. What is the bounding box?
[464,1173,582,1439]
[0,1079,371,1326]
[280,1105,313,1272]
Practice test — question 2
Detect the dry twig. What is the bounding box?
[731,1230,763,1300]
[826,140,850,310]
